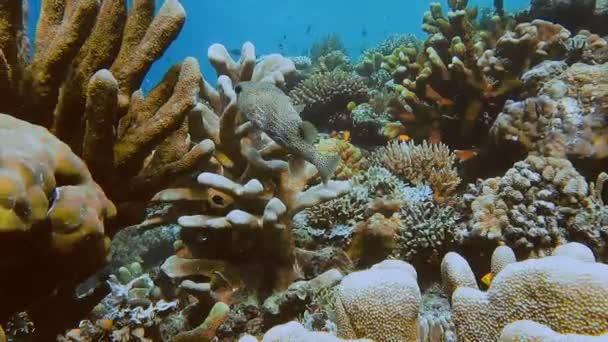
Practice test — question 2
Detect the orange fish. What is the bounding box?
[397,134,411,142]
[454,149,479,162]
[342,130,351,142]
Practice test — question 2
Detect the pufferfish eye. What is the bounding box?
[234,85,242,94]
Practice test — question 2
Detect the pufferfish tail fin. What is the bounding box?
[316,152,341,184]
[299,121,318,144]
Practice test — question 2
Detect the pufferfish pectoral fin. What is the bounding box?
[293,104,306,113]
[299,121,318,144]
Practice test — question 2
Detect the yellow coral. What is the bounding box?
[317,138,368,180]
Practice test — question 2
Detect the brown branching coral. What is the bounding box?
[0,114,115,334]
[289,70,369,130]
[377,140,461,202]
[0,0,204,205]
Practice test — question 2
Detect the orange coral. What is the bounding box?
[317,138,368,180]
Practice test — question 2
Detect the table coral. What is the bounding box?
[442,243,608,342]
[0,114,115,333]
[0,0,206,204]
[334,260,421,341]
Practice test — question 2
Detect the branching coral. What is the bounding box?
[334,260,421,341]
[289,70,369,130]
[441,243,608,342]
[377,140,460,202]
[394,200,463,266]
[0,0,207,204]
[150,43,350,333]
[463,155,608,259]
[0,114,115,334]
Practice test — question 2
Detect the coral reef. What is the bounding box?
[315,138,368,180]
[442,243,608,342]
[0,0,205,206]
[376,140,461,202]
[0,114,115,336]
[240,321,372,342]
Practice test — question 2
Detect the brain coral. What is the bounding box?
[0,114,116,317]
[442,243,608,342]
[334,260,421,341]
[499,320,608,342]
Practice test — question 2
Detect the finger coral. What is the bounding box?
[377,140,461,202]
[334,260,421,341]
[0,114,115,327]
[441,243,608,342]
[0,0,205,205]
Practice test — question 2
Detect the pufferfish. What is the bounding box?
[235,81,340,183]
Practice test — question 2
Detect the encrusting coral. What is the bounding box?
[0,114,115,336]
[441,243,608,342]
[150,42,351,335]
[0,0,206,206]
[334,260,421,341]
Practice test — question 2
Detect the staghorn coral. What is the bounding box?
[0,0,208,205]
[334,260,421,341]
[441,243,608,342]
[150,43,349,340]
[289,70,369,130]
[377,140,460,202]
[499,320,608,342]
[394,200,463,266]
[463,155,608,259]
[316,138,368,180]
[0,114,115,335]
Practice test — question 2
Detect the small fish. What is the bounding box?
[361,28,368,37]
[454,149,479,162]
[283,34,288,40]
[481,272,493,287]
[397,134,411,142]
[342,130,351,142]
[305,25,312,35]
[235,81,340,183]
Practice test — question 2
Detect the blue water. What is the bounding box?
[26,0,530,90]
